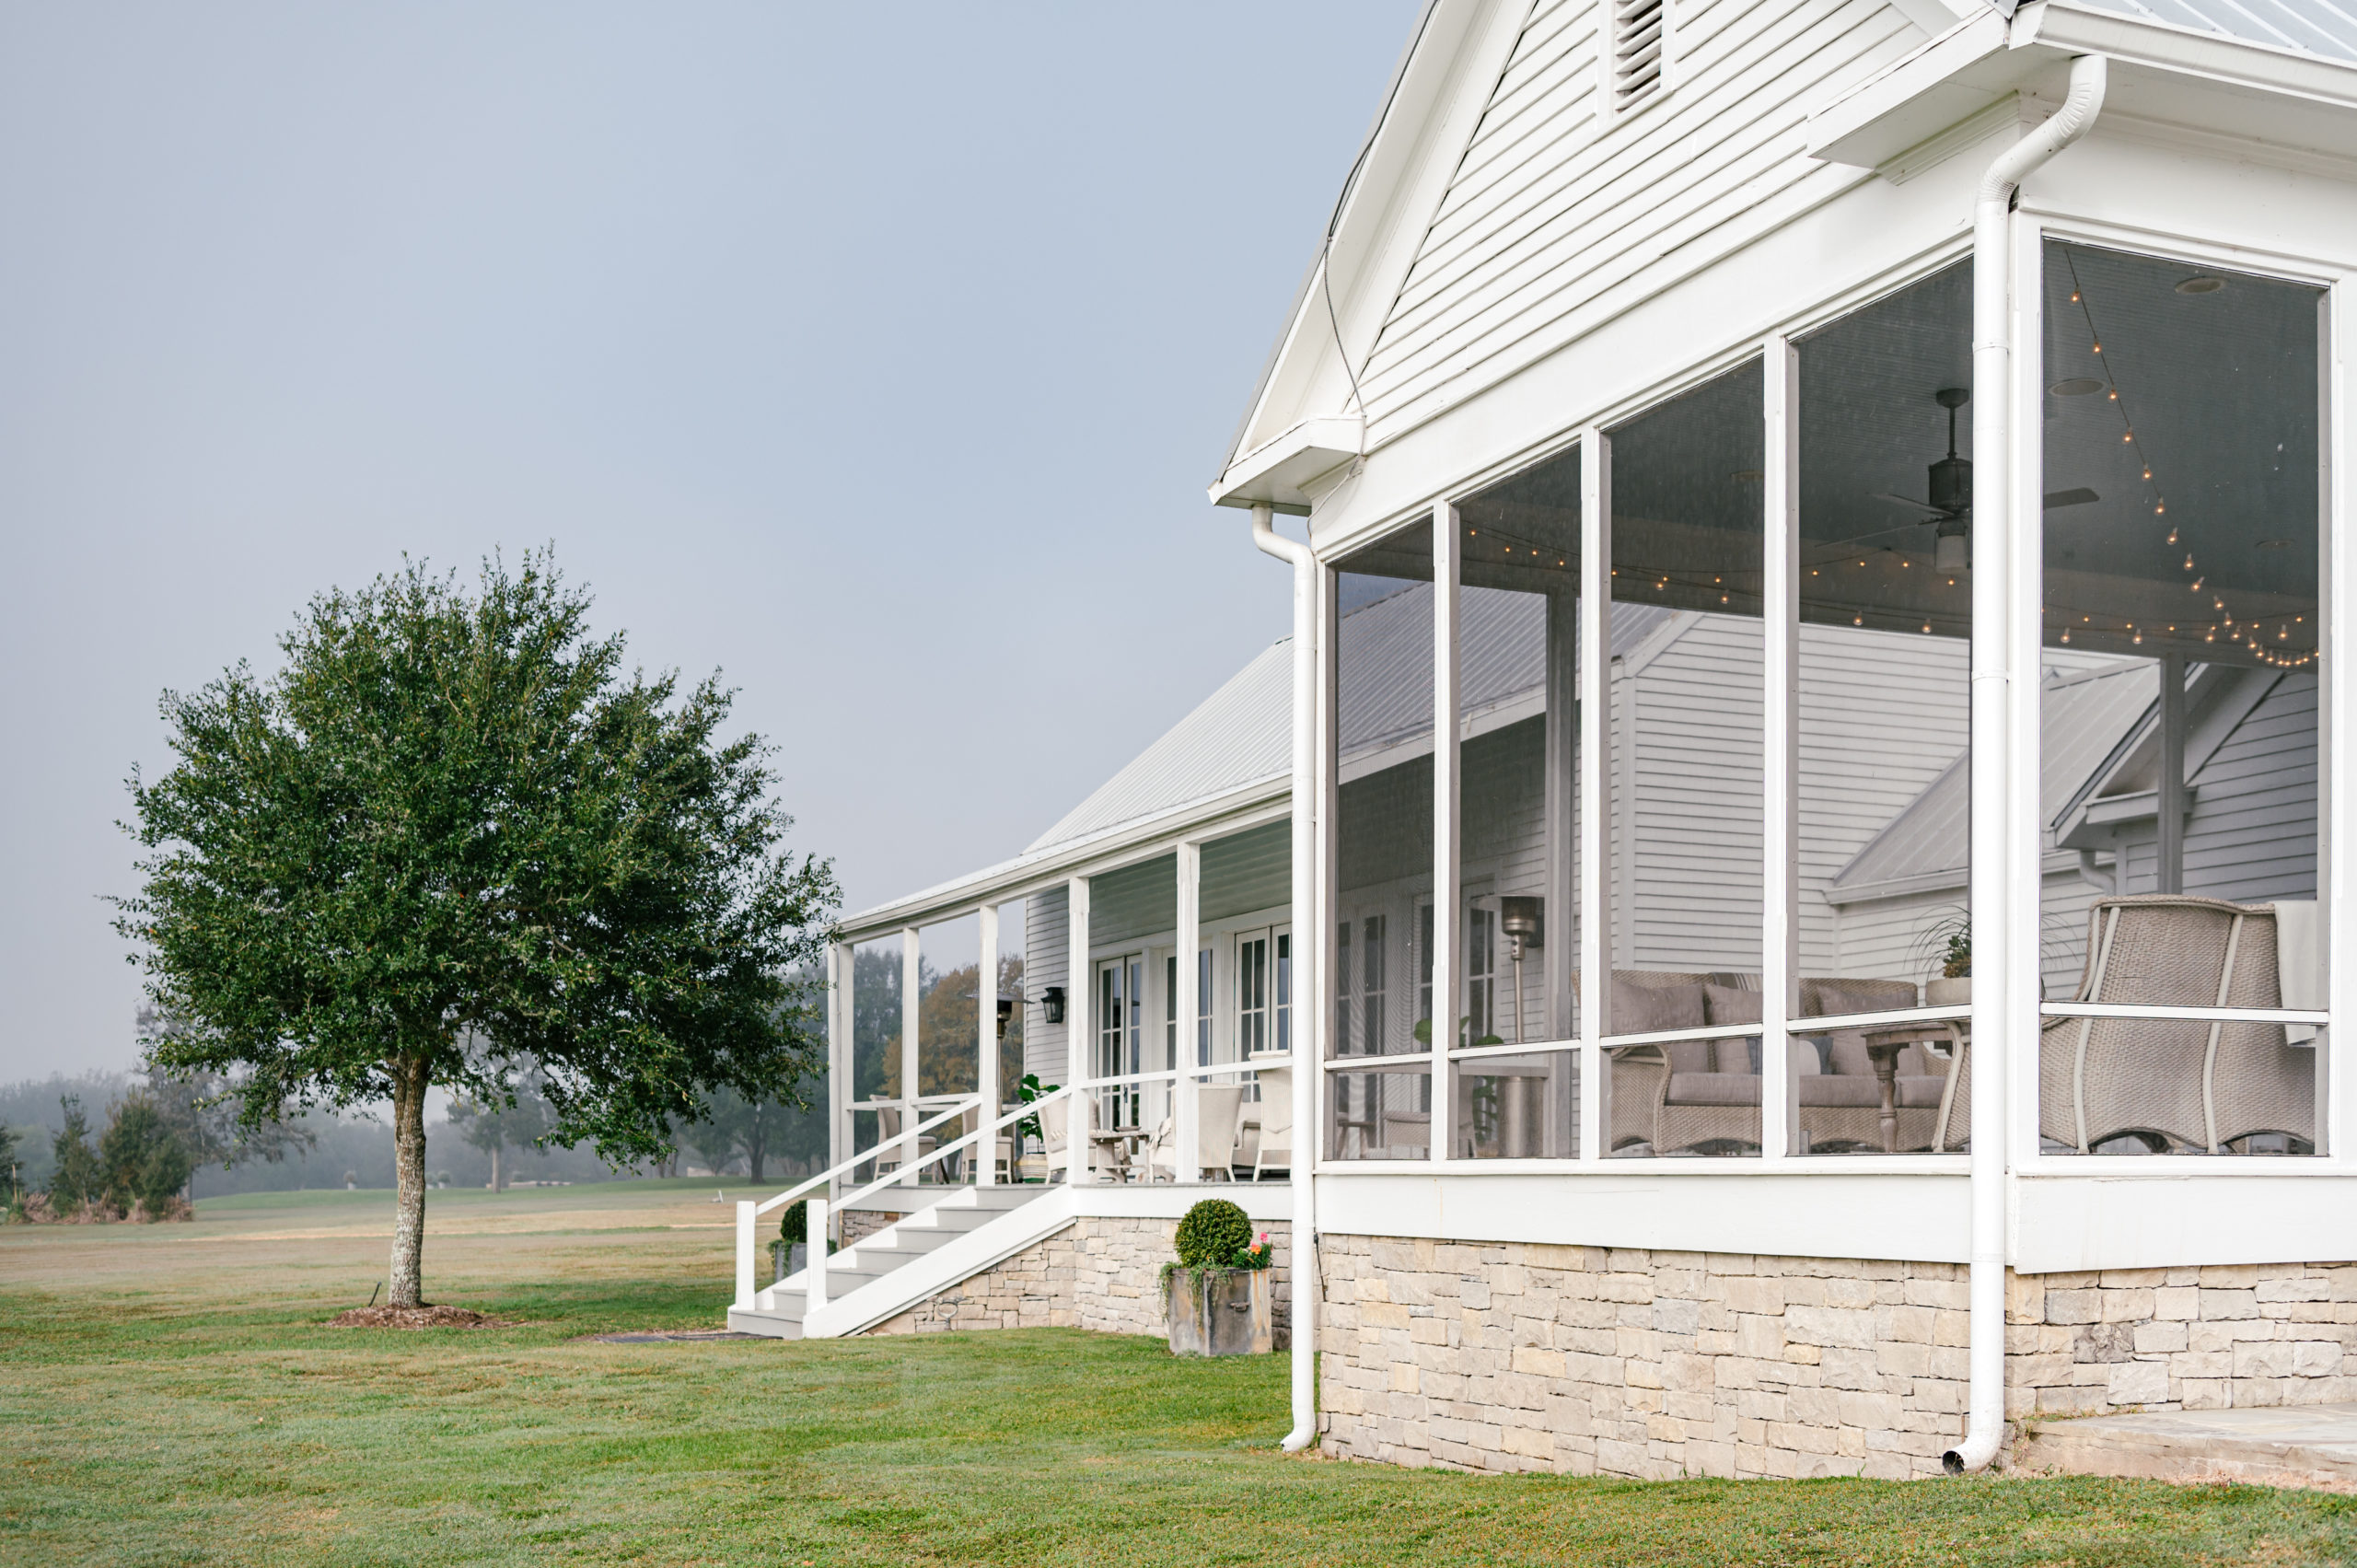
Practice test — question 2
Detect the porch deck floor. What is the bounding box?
[2019,1403,2357,1492]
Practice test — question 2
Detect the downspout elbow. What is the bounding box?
[1251,500,1313,571]
[1945,50,2106,1479]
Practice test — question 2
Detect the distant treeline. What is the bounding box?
[0,1070,831,1200]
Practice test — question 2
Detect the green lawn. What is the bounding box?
[5,1182,2354,1565]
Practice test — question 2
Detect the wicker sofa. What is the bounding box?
[1601,971,1960,1155]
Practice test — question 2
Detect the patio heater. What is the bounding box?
[995,996,1016,1042]
[1498,897,1543,1047]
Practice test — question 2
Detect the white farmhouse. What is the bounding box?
[733,0,2351,1482]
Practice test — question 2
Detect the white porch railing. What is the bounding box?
[732,1058,1297,1311]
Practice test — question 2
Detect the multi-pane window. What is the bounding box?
[1237,933,1271,1057]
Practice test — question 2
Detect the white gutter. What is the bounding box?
[1251,501,1320,1453]
[1946,49,2107,1477]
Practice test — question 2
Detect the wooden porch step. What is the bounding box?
[2017,1402,2357,1493]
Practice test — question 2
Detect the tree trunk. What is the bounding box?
[491,1143,504,1192]
[389,1057,430,1308]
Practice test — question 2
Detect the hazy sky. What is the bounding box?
[0,4,1418,1079]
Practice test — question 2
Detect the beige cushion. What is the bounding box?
[1703,983,1761,1027]
[1826,1032,1874,1077]
[1666,1072,1763,1107]
[1612,978,1706,1072]
[1613,977,1704,1033]
[1713,1036,1760,1074]
[1801,978,1919,1018]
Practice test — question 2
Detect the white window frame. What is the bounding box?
[2007,214,2347,1175]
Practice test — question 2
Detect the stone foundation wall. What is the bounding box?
[839,1208,902,1248]
[1318,1236,1970,1480]
[2008,1263,2357,1418]
[1317,1237,2357,1480]
[868,1216,1292,1341]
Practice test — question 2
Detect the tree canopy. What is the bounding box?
[116,553,838,1305]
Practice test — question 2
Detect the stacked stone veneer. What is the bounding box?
[2008,1263,2357,1419]
[839,1208,902,1248]
[1316,1237,2357,1479]
[1318,1237,1973,1479]
[866,1215,1292,1342]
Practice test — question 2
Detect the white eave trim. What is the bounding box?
[1208,415,1364,516]
[1805,11,2026,170]
[836,774,1291,942]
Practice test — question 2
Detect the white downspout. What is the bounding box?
[1252,500,1320,1452]
[1946,51,2107,1476]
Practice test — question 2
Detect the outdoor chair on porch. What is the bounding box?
[871,1105,936,1180]
[1248,1072,1292,1179]
[1040,1095,1125,1181]
[940,1104,1017,1184]
[1143,1084,1244,1181]
[2035,894,2313,1154]
[1591,970,1763,1155]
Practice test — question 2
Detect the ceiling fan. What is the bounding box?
[1859,388,2098,572]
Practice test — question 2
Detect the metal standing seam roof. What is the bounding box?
[1832,656,2159,891]
[1026,637,1295,855]
[2057,0,2357,63]
[1031,587,1682,857]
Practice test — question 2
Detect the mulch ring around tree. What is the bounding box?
[328,1304,519,1330]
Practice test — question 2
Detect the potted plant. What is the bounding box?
[1161,1198,1275,1355]
[770,1198,833,1283]
[1923,912,1970,1006]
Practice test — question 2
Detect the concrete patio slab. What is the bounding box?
[2016,1403,2357,1493]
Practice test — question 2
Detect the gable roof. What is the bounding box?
[1829,656,2157,898]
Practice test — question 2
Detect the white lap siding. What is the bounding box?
[2182,673,2320,906]
[1023,886,1068,1087]
[1361,0,1917,437]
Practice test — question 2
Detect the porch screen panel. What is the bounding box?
[1448,446,1582,1158]
[1329,517,1436,1160]
[2038,240,2325,1157]
[1604,360,1765,1157]
[1790,261,1975,1156]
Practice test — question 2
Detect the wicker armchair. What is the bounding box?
[2038,894,2313,1153]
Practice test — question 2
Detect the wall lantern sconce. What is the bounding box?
[1039,986,1066,1026]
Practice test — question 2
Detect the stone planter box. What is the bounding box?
[772,1240,807,1284]
[1165,1267,1273,1355]
[1925,977,1971,1006]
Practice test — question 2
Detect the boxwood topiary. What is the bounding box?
[1174,1198,1252,1269]
[780,1199,807,1245]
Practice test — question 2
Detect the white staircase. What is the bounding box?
[727,1183,1073,1340]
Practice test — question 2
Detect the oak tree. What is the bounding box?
[118,554,837,1307]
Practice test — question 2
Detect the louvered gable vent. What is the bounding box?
[1611,0,1666,111]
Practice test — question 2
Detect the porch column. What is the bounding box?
[829,939,851,1214]
[1577,426,1611,1163]
[1176,840,1202,1181]
[1066,874,1091,1183]
[2158,654,2187,894]
[1432,499,1460,1164]
[900,926,922,1188]
[977,902,999,1186]
[1760,335,1799,1161]
[1544,594,1575,1158]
